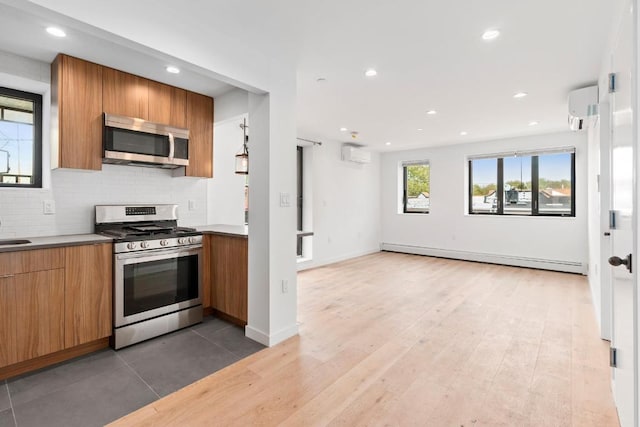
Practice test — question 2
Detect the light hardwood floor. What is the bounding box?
[110,252,619,426]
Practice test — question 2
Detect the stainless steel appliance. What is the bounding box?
[103,114,189,168]
[96,204,202,349]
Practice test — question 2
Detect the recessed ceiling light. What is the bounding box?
[365,69,378,77]
[426,110,437,115]
[528,121,539,126]
[385,142,391,146]
[46,27,66,38]
[460,131,468,136]
[166,66,180,74]
[513,92,528,99]
[482,29,500,41]
[417,128,423,131]
[340,127,348,132]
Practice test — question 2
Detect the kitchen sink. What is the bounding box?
[0,239,31,246]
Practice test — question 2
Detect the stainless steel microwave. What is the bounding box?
[103,113,190,168]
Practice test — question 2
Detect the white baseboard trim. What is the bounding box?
[297,247,380,271]
[380,243,587,275]
[245,323,299,347]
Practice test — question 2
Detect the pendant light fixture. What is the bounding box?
[235,118,249,174]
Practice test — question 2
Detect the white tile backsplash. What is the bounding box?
[0,164,208,239]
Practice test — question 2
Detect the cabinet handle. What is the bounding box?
[168,132,175,160]
[0,274,15,279]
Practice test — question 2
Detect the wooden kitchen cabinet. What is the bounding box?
[148,81,187,128]
[14,269,66,363]
[0,275,17,367]
[209,234,248,324]
[202,234,212,309]
[186,91,214,178]
[64,244,112,348]
[103,67,149,120]
[51,54,103,170]
[0,248,65,368]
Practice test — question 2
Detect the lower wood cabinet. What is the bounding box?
[0,244,112,370]
[205,234,248,324]
[65,244,112,348]
[15,269,66,363]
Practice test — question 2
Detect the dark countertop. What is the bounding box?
[195,224,248,238]
[0,234,113,253]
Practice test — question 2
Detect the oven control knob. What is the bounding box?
[140,241,149,249]
[160,239,169,247]
[127,242,137,250]
[178,237,186,244]
[188,237,195,244]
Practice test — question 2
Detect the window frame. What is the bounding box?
[296,146,304,256]
[402,160,430,214]
[468,150,575,217]
[0,87,43,188]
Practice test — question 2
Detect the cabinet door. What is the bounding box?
[148,81,187,128]
[65,244,112,348]
[186,91,213,178]
[14,270,65,363]
[0,275,17,367]
[212,235,247,323]
[52,54,103,170]
[103,67,149,120]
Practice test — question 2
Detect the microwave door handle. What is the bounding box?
[168,132,175,160]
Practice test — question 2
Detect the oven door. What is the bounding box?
[114,245,201,328]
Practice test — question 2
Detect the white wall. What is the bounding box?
[381,131,588,273]
[207,89,249,226]
[297,141,381,270]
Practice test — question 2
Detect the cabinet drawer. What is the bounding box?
[0,248,64,275]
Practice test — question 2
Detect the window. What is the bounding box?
[468,148,575,216]
[402,161,430,213]
[0,87,42,188]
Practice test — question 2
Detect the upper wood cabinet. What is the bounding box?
[186,91,214,178]
[103,67,149,120]
[51,54,103,170]
[64,244,112,348]
[52,54,214,175]
[148,81,187,128]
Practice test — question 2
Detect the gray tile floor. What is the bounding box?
[0,316,265,427]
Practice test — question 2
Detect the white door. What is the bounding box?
[608,2,636,425]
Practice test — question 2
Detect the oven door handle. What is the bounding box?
[116,245,201,261]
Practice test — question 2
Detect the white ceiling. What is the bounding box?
[0,0,623,151]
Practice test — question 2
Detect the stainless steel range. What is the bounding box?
[95,204,203,349]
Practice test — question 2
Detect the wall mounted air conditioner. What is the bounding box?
[568,85,598,131]
[341,145,371,164]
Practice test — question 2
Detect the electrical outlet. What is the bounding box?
[43,200,56,215]
[281,279,289,293]
[188,200,196,211]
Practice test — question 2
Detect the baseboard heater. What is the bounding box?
[380,243,586,275]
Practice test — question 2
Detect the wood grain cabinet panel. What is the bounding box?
[64,244,113,348]
[202,234,212,309]
[186,91,214,178]
[14,269,65,363]
[103,67,149,120]
[0,248,64,276]
[148,81,187,128]
[210,235,247,324]
[51,54,103,170]
[0,276,17,367]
